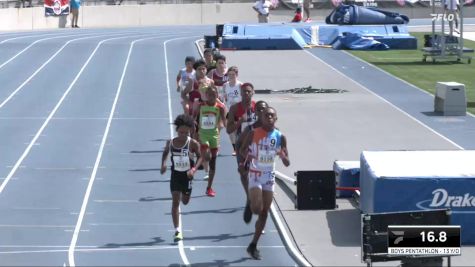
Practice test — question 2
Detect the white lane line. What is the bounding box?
[0,245,286,254]
[164,35,200,267]
[0,32,98,71]
[0,32,138,110]
[0,117,169,120]
[305,50,465,150]
[342,50,475,120]
[0,32,68,44]
[67,34,175,267]
[0,34,151,196]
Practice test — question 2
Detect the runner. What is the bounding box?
[203,48,216,73]
[181,59,214,117]
[239,107,290,260]
[223,66,242,155]
[226,83,259,221]
[176,56,195,93]
[207,54,228,102]
[160,114,203,242]
[194,86,226,197]
[235,100,268,224]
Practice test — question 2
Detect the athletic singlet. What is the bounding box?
[234,101,256,136]
[170,137,193,172]
[193,77,213,102]
[199,102,224,136]
[179,68,195,88]
[224,81,242,109]
[248,127,282,177]
[209,69,228,87]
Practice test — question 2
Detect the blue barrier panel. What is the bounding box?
[360,150,475,244]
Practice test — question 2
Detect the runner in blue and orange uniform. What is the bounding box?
[239,107,290,260]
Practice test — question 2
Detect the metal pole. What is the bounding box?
[459,0,464,58]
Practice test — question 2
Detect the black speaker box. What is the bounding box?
[216,24,224,37]
[295,170,336,210]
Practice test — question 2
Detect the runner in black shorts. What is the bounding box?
[161,114,202,242]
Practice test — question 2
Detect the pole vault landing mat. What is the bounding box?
[219,22,417,50]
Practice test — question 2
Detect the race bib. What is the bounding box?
[201,114,216,130]
[173,155,190,172]
[228,89,240,104]
[258,149,276,168]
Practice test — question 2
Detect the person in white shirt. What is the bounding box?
[223,66,242,155]
[253,0,272,23]
[444,0,460,35]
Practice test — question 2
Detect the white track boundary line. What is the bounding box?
[341,50,475,119]
[0,32,134,109]
[164,35,199,267]
[0,32,100,71]
[0,33,154,197]
[68,33,183,267]
[305,50,465,150]
[0,32,68,44]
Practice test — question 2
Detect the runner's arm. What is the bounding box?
[239,130,254,160]
[279,134,290,167]
[161,140,171,174]
[226,104,242,134]
[181,77,193,101]
[219,105,227,128]
[187,139,202,178]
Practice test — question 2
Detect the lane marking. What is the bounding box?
[305,50,465,150]
[342,50,475,120]
[0,117,169,120]
[0,32,69,44]
[164,35,200,267]
[0,33,156,196]
[67,33,183,267]
[0,32,100,71]
[0,32,140,110]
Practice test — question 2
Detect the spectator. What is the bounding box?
[253,0,272,23]
[303,0,312,22]
[203,48,216,73]
[21,0,32,8]
[291,6,302,22]
[444,0,459,35]
[70,0,81,28]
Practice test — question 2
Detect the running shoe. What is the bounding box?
[203,172,209,180]
[247,243,261,260]
[206,187,216,197]
[304,18,312,22]
[243,202,252,224]
[232,151,236,156]
[174,231,183,242]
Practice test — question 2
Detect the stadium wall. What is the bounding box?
[0,4,474,31]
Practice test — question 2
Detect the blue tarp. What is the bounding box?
[326,4,409,25]
[332,32,389,50]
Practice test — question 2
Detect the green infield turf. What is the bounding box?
[349,32,475,115]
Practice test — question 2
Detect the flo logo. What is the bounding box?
[416,188,475,213]
[431,13,456,22]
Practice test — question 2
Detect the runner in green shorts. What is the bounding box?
[194,86,226,197]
